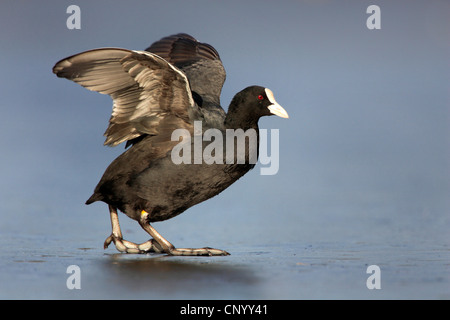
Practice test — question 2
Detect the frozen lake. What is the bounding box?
[1,195,448,299]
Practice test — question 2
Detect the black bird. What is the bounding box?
[53,33,288,256]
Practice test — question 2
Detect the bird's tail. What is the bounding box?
[85,193,102,205]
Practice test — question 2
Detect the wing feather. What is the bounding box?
[53,48,194,146]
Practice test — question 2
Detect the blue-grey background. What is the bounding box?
[0,0,448,299]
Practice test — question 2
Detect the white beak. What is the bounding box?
[265,88,289,118]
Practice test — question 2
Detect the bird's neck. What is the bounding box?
[224,101,259,131]
[224,116,259,131]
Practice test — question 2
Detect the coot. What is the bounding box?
[53,33,288,256]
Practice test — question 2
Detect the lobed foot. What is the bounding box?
[167,247,230,256]
[103,234,164,254]
[137,210,230,256]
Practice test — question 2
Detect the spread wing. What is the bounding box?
[146,33,226,106]
[146,33,221,64]
[53,48,194,147]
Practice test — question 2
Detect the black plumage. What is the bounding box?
[53,33,288,255]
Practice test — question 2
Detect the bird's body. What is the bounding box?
[85,133,255,223]
[53,33,288,255]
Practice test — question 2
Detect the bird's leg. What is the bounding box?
[139,210,230,256]
[104,205,164,254]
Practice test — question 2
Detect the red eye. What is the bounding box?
[258,95,264,100]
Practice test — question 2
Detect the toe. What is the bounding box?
[103,235,114,249]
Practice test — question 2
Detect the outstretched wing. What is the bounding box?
[146,33,226,106]
[53,48,194,146]
[146,33,221,64]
